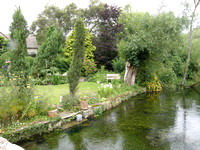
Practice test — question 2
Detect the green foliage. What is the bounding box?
[112,57,125,73]
[118,10,185,86]
[68,18,86,97]
[88,66,113,83]
[81,59,97,77]
[0,74,46,127]
[94,106,102,118]
[63,28,96,77]
[31,4,78,45]
[47,104,57,111]
[9,7,29,86]
[146,73,162,92]
[97,83,113,98]
[33,67,67,85]
[0,51,12,69]
[55,54,71,73]
[184,26,200,80]
[25,56,34,73]
[63,29,95,61]
[118,11,183,67]
[62,94,79,112]
[0,36,8,56]
[32,26,63,79]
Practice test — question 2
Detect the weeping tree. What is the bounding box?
[118,7,184,86]
[67,18,86,97]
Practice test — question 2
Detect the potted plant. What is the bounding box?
[79,91,90,110]
[47,104,57,117]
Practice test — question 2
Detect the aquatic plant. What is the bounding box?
[146,73,162,92]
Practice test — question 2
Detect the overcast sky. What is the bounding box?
[0,0,196,34]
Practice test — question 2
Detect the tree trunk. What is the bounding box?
[181,0,200,86]
[124,62,138,86]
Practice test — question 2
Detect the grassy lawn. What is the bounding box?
[34,82,99,104]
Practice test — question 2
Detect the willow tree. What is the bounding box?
[67,18,86,97]
[118,7,184,86]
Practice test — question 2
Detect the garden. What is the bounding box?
[0,0,200,145]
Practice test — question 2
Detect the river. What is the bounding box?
[20,86,200,150]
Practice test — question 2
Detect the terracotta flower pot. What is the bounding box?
[47,109,57,117]
[80,100,89,110]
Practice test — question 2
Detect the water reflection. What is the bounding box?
[20,87,200,150]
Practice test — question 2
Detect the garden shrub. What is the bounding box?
[0,74,46,127]
[0,51,12,69]
[146,73,162,92]
[88,66,113,83]
[25,56,34,73]
[97,83,113,98]
[62,94,80,112]
[81,59,97,78]
[33,67,67,85]
[112,57,125,73]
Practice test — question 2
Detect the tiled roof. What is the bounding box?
[26,34,38,49]
[0,32,38,49]
[0,32,10,39]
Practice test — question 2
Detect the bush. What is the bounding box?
[97,83,113,98]
[0,51,12,68]
[81,59,97,78]
[146,73,162,92]
[62,94,80,112]
[88,66,113,83]
[25,56,34,73]
[55,56,70,73]
[0,74,46,127]
[33,67,67,85]
[112,57,125,73]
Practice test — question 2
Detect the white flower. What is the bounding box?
[97,81,100,84]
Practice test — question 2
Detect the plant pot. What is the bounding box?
[47,109,57,117]
[80,100,89,110]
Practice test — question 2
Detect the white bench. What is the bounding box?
[106,74,120,82]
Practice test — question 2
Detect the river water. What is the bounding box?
[20,87,200,150]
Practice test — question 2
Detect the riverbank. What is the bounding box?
[0,88,145,144]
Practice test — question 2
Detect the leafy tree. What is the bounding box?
[68,18,86,97]
[31,4,79,45]
[9,7,29,82]
[32,26,63,78]
[118,8,184,86]
[82,0,105,34]
[93,4,123,70]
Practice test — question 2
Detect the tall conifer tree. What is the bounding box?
[68,18,86,97]
[9,7,29,84]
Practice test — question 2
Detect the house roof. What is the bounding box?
[26,34,38,49]
[0,32,38,49]
[0,32,10,40]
